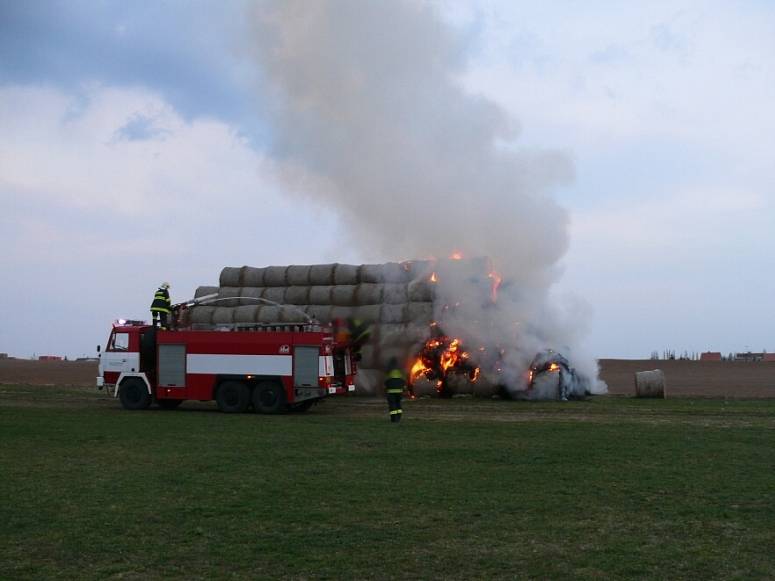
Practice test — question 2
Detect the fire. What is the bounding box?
[548,363,560,372]
[409,332,480,396]
[430,272,438,283]
[488,270,502,302]
[450,251,463,260]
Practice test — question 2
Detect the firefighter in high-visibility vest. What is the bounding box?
[150,282,172,330]
[384,357,406,423]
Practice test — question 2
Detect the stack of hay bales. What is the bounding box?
[190,261,492,394]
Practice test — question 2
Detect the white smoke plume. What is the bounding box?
[248,0,606,395]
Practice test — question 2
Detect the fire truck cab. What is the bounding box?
[97,321,356,413]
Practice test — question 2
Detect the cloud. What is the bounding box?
[0,83,349,357]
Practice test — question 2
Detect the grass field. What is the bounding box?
[1,386,774,579]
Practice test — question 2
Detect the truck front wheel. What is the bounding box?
[253,381,286,414]
[216,381,250,413]
[119,378,151,410]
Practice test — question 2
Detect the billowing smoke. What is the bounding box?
[248,0,606,395]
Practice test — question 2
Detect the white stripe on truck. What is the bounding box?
[187,354,292,376]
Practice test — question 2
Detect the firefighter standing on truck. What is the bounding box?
[384,357,406,423]
[150,282,172,329]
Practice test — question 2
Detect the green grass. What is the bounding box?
[1,386,774,580]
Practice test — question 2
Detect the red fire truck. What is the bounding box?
[97,321,356,413]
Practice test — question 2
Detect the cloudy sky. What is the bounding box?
[1,0,773,359]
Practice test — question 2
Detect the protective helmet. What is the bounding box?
[161,282,170,289]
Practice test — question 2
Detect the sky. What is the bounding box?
[1,0,773,359]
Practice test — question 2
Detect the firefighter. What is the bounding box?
[384,357,406,423]
[347,317,371,359]
[150,282,172,330]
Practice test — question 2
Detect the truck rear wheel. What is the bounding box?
[216,381,250,413]
[253,381,286,414]
[119,378,151,410]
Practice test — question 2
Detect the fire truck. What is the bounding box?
[97,321,356,413]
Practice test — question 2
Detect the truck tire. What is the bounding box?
[119,378,151,410]
[253,380,286,414]
[157,399,182,410]
[216,381,250,413]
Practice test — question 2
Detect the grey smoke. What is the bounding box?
[248,0,606,394]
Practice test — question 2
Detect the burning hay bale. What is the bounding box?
[634,370,667,398]
[185,259,602,400]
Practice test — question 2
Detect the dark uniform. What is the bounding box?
[384,361,406,423]
[150,284,172,329]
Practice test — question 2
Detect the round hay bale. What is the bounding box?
[354,305,380,324]
[404,259,434,280]
[286,265,311,286]
[359,264,383,283]
[194,286,219,299]
[219,267,242,287]
[407,302,434,324]
[411,377,438,397]
[212,307,235,325]
[239,287,264,306]
[309,264,336,285]
[262,287,286,305]
[233,305,260,323]
[242,267,266,287]
[309,286,334,305]
[280,306,309,323]
[285,286,310,305]
[383,283,409,304]
[218,287,242,307]
[306,305,333,323]
[259,305,282,323]
[333,263,360,285]
[263,266,288,287]
[408,279,434,302]
[354,369,382,395]
[635,370,666,398]
[189,306,215,325]
[331,305,357,322]
[382,262,406,283]
[380,304,407,324]
[355,283,383,304]
[331,286,357,306]
[359,345,377,368]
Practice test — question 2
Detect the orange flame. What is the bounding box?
[409,332,480,394]
[488,270,502,303]
[430,272,438,283]
[450,251,463,260]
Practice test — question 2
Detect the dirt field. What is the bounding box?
[1,358,774,397]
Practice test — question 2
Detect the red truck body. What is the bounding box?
[98,322,356,413]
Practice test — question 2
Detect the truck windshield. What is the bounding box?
[109,332,129,351]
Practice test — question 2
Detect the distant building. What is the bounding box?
[734,352,766,362]
[763,353,775,362]
[0,353,8,359]
[700,352,722,362]
[38,355,64,361]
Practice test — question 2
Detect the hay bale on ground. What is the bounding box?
[635,370,666,398]
[408,279,434,302]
